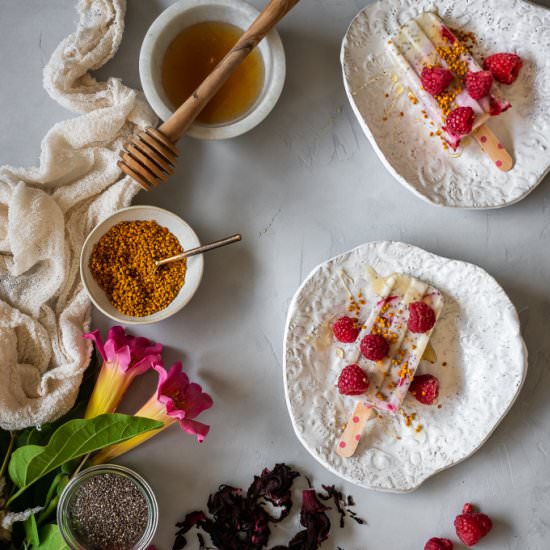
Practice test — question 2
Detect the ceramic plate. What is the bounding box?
[283,241,527,492]
[340,0,550,209]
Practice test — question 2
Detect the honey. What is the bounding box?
[161,21,265,125]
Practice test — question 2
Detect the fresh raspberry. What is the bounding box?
[332,316,359,343]
[360,334,390,361]
[483,53,522,84]
[465,70,493,99]
[425,538,454,550]
[407,301,436,333]
[421,66,454,96]
[409,374,440,405]
[337,364,369,396]
[454,503,493,547]
[444,107,475,137]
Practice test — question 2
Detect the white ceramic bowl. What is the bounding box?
[80,206,203,325]
[139,0,286,140]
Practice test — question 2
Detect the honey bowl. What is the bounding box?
[139,0,286,140]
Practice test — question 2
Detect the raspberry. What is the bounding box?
[409,374,440,405]
[488,96,511,116]
[407,301,436,333]
[360,334,390,361]
[332,316,359,343]
[425,538,454,550]
[465,70,493,99]
[337,364,369,396]
[420,66,453,96]
[483,53,522,84]
[454,503,493,547]
[444,107,475,137]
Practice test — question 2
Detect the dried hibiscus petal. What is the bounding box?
[173,463,362,550]
[284,490,331,550]
[247,463,300,521]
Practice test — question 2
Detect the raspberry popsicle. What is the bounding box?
[336,274,444,458]
[387,12,513,170]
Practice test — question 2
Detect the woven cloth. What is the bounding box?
[0,0,156,430]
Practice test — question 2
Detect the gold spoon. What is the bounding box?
[153,233,242,273]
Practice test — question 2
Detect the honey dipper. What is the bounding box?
[119,0,300,190]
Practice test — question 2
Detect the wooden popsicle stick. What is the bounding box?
[473,124,514,172]
[336,402,376,458]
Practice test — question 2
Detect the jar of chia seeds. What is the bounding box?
[57,464,158,550]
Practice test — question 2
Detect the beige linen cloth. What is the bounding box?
[0,0,156,430]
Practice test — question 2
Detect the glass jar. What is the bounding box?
[57,464,158,550]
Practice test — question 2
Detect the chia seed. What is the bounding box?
[69,473,148,550]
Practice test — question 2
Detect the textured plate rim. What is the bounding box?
[283,241,528,492]
[340,0,550,210]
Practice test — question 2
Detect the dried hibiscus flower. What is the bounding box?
[274,489,331,550]
[172,463,363,550]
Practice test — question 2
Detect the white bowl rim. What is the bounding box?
[139,0,286,140]
[80,205,204,325]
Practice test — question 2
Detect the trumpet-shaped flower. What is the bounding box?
[84,326,162,418]
[92,362,213,464]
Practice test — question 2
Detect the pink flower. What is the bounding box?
[154,362,213,441]
[92,362,213,464]
[84,326,162,418]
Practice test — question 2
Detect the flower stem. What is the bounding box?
[72,453,90,479]
[0,432,15,479]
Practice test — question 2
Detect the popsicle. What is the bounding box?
[417,12,511,117]
[387,12,513,170]
[336,273,444,458]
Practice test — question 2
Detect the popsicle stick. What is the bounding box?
[336,402,376,458]
[473,124,514,172]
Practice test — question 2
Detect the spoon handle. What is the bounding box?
[155,234,242,267]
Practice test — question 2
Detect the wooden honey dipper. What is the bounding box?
[119,0,300,190]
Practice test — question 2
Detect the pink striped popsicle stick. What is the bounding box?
[473,124,513,172]
[336,402,376,458]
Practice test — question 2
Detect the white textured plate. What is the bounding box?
[283,242,527,492]
[341,0,550,209]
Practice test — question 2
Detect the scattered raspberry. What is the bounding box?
[483,53,522,84]
[444,106,474,137]
[425,537,454,550]
[407,301,436,333]
[454,503,493,547]
[360,334,390,361]
[337,364,370,396]
[332,316,359,343]
[465,70,493,99]
[409,374,440,405]
[421,66,454,96]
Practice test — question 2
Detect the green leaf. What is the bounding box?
[36,524,68,550]
[24,515,39,547]
[9,446,44,488]
[8,414,162,502]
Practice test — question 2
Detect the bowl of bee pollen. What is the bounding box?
[139,0,286,140]
[80,206,203,325]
